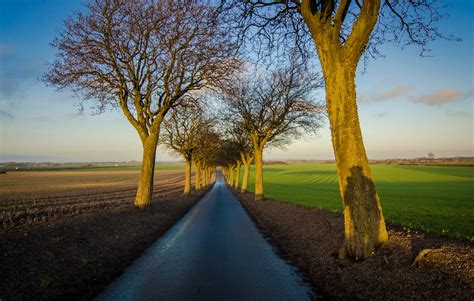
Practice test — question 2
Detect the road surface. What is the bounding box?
[96,172,317,300]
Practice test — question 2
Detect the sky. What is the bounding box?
[0,0,472,162]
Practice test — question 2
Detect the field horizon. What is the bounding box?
[2,162,472,241]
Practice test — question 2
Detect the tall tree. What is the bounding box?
[221,63,324,201]
[231,0,454,259]
[161,104,214,195]
[45,0,240,208]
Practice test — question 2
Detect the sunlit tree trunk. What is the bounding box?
[194,161,201,190]
[241,162,250,192]
[134,134,159,208]
[234,161,241,189]
[209,168,213,184]
[228,164,235,186]
[202,167,208,186]
[301,0,388,259]
[324,63,388,258]
[240,152,253,193]
[254,145,264,201]
[184,154,192,195]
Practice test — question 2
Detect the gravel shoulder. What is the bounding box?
[235,191,473,300]
[0,187,210,301]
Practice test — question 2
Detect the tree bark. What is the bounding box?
[228,165,235,186]
[254,146,264,201]
[324,62,388,259]
[134,135,159,208]
[202,167,208,186]
[184,155,192,195]
[241,162,250,193]
[208,167,213,184]
[240,152,253,193]
[234,161,241,189]
[300,0,387,259]
[194,161,201,190]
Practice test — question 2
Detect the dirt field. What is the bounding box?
[0,169,209,300]
[0,169,186,231]
[235,191,474,300]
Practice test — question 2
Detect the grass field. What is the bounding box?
[243,163,474,241]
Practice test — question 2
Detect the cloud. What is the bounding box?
[413,89,462,106]
[359,85,413,102]
[361,86,473,107]
[375,112,387,118]
[0,109,14,119]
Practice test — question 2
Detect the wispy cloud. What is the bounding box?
[359,85,413,102]
[360,86,473,107]
[413,89,462,106]
[0,109,14,119]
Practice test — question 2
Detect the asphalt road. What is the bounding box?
[96,172,316,300]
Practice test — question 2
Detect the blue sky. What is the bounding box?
[0,0,472,162]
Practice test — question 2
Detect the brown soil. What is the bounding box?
[0,187,210,300]
[235,191,474,300]
[0,170,186,231]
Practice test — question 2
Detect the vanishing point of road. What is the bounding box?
[96,172,318,300]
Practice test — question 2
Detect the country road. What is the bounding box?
[96,172,316,300]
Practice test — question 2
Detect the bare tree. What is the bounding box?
[230,0,455,259]
[221,62,325,201]
[225,122,254,192]
[161,104,214,195]
[44,0,240,208]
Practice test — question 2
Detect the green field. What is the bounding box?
[243,163,474,241]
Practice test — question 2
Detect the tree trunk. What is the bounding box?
[234,161,241,189]
[324,62,388,259]
[194,161,201,190]
[134,136,158,208]
[202,167,207,186]
[208,168,213,184]
[184,155,192,195]
[241,162,250,193]
[228,165,234,186]
[254,146,264,201]
[300,0,385,260]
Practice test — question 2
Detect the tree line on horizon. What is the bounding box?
[45,0,451,260]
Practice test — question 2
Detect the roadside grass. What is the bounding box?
[242,163,474,241]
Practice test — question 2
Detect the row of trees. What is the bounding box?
[46,0,450,260]
[218,61,325,201]
[161,104,218,194]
